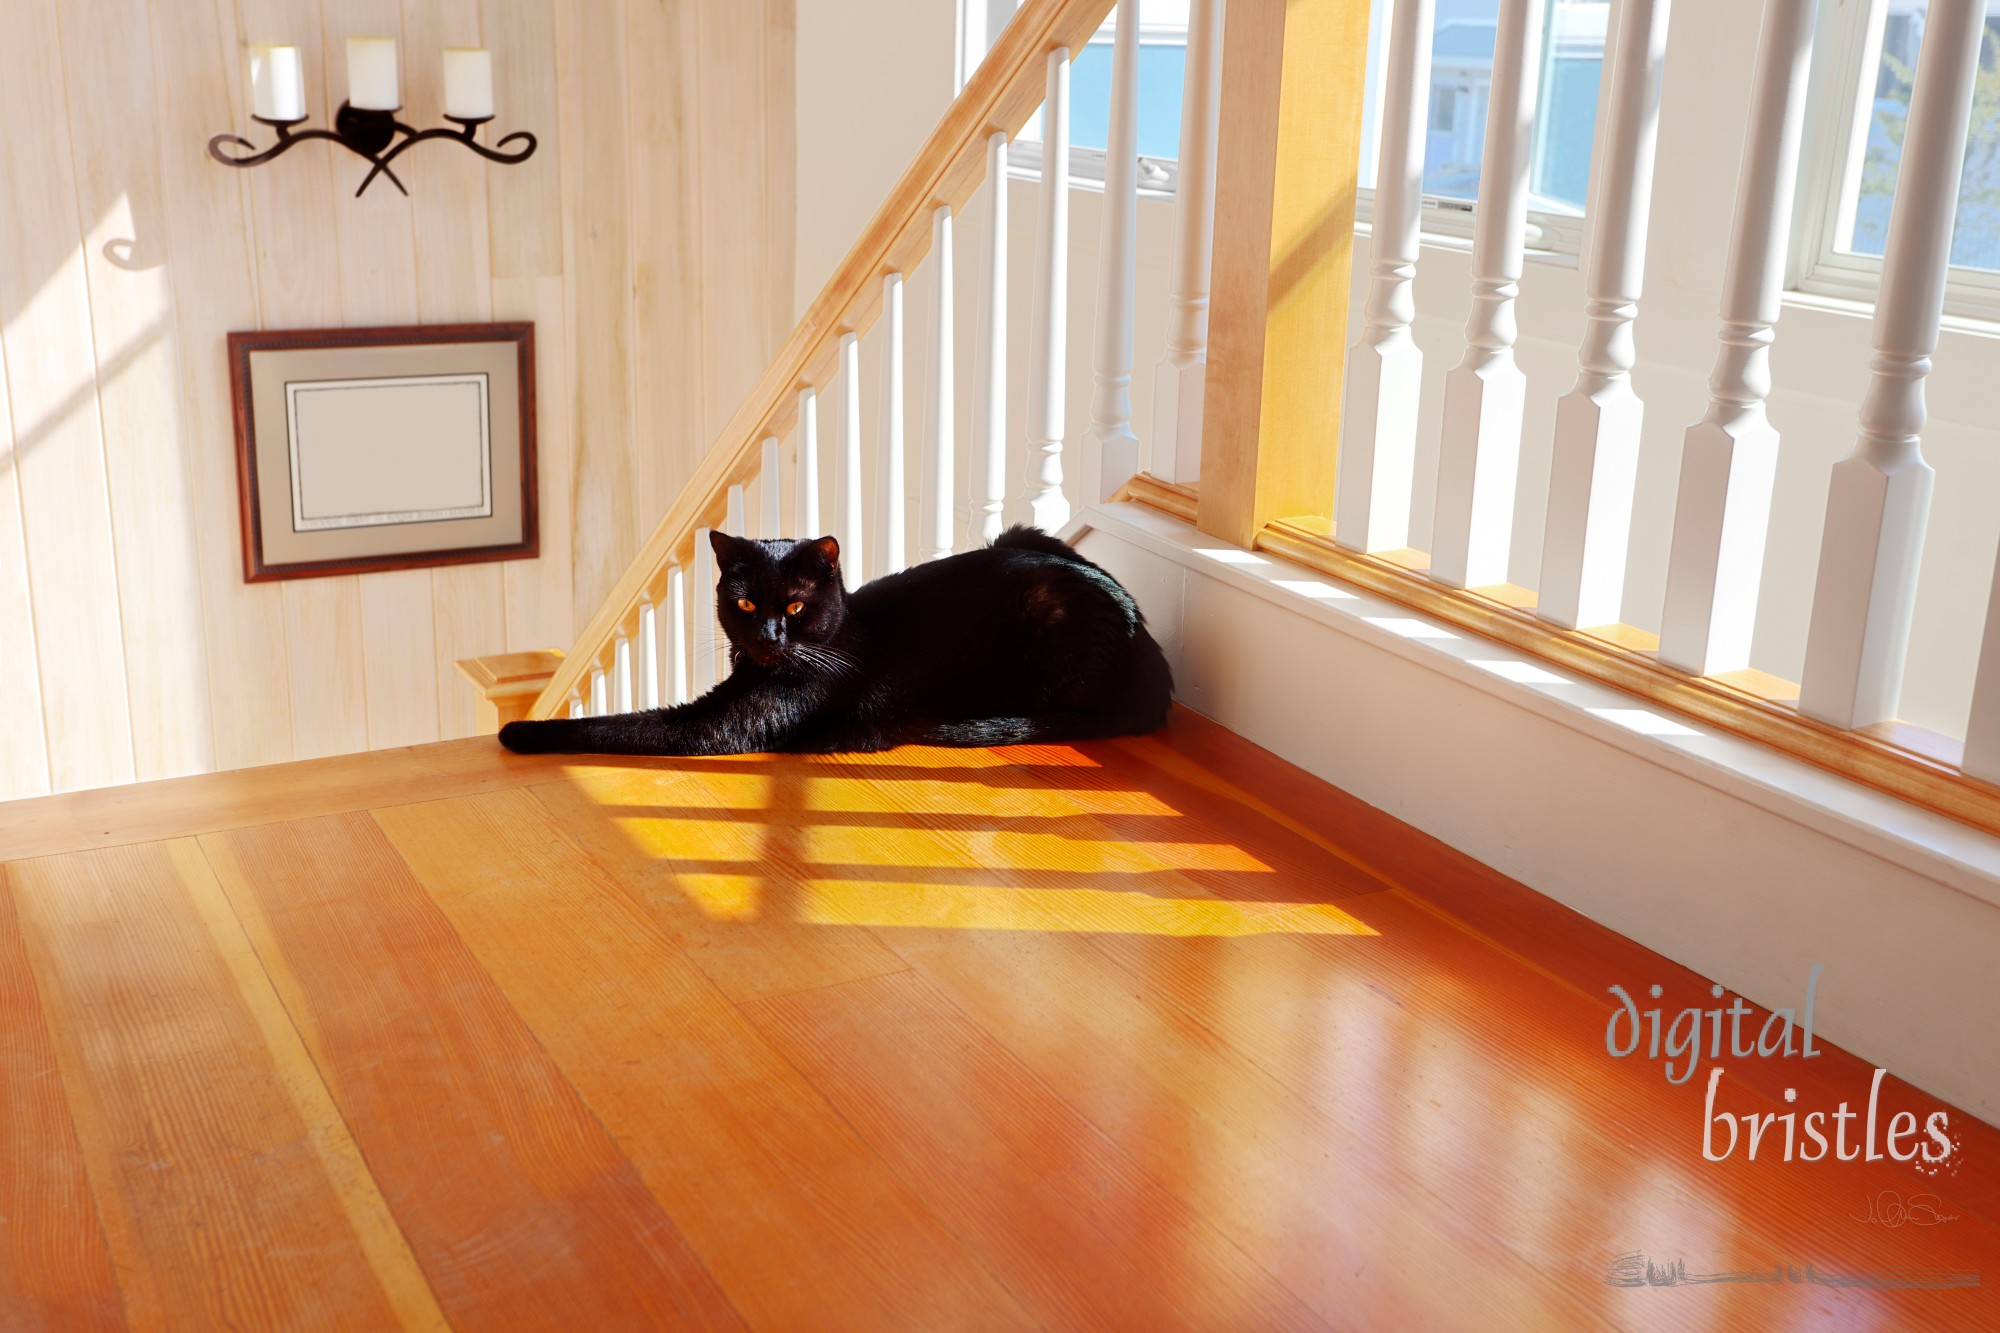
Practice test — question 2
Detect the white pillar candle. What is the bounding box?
[346,36,400,111]
[443,48,494,120]
[250,44,305,121]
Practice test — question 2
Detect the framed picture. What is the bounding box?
[228,322,537,582]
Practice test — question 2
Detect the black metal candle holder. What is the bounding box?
[207,102,536,198]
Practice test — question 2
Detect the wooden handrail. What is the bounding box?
[531,0,1118,719]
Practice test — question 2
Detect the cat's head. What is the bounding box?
[708,532,849,671]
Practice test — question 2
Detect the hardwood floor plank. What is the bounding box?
[199,814,744,1331]
[374,787,1036,1331]
[0,736,571,861]
[7,841,419,1330]
[0,867,123,1332]
[766,740,2000,1329]
[527,763,912,1002]
[742,969,1331,1332]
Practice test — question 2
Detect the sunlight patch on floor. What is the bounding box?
[797,879,1381,937]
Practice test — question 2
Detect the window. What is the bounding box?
[967,0,1607,258]
[1792,1,2000,321]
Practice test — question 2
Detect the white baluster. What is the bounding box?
[1089,0,1142,502]
[798,385,821,538]
[1430,0,1541,588]
[691,535,717,695]
[590,665,608,717]
[839,331,866,584]
[1800,0,1985,729]
[882,271,909,572]
[1023,47,1072,531]
[722,486,745,680]
[1536,0,1673,628]
[759,436,781,537]
[1658,0,1817,675]
[638,599,660,709]
[1151,0,1222,486]
[1336,0,1437,555]
[925,206,956,560]
[665,561,690,704]
[974,132,1010,543]
[568,694,584,720]
[613,633,633,713]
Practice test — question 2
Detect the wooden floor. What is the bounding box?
[2,710,1995,1331]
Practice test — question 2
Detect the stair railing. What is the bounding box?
[524,0,1217,722]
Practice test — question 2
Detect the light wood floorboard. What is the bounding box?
[1,708,1996,1330]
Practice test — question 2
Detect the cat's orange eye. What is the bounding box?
[736,598,756,613]
[786,601,805,616]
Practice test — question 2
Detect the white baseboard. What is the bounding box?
[1071,501,2000,1124]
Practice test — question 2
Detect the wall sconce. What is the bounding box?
[208,38,537,198]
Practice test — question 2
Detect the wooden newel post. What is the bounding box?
[1196,0,1372,548]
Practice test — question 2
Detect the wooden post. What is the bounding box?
[455,650,564,734]
[1197,0,1372,548]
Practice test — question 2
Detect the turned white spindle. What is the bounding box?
[1431,0,1541,587]
[638,600,660,709]
[882,271,909,572]
[568,695,584,720]
[691,534,717,695]
[590,665,608,717]
[1089,0,1142,502]
[1658,0,1816,675]
[926,206,957,561]
[724,488,748,684]
[665,562,690,704]
[838,331,865,583]
[974,132,1010,543]
[1151,0,1222,485]
[613,633,633,713]
[759,436,781,537]
[1800,0,1985,729]
[1537,0,1673,628]
[798,386,821,538]
[1336,0,1437,554]
[1023,47,1072,531]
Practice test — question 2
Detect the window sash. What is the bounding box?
[1789,0,2000,324]
[986,14,1589,261]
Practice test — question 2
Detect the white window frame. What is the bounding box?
[1788,0,2000,324]
[965,0,1590,261]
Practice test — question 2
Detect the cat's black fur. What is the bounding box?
[498,525,1173,756]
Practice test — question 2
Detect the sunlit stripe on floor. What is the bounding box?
[796,879,1379,936]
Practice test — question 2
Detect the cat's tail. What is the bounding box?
[992,524,1093,564]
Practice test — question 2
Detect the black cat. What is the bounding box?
[498,525,1173,756]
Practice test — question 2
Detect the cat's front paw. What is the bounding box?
[497,720,546,753]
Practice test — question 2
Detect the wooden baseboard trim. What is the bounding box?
[1112,473,2000,843]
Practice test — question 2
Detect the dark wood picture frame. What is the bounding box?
[228,322,538,582]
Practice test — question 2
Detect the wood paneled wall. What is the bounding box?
[0,0,794,801]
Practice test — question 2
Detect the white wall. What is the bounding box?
[795,0,2000,740]
[0,0,794,801]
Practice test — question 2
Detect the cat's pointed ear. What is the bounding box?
[709,529,746,568]
[804,535,840,572]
